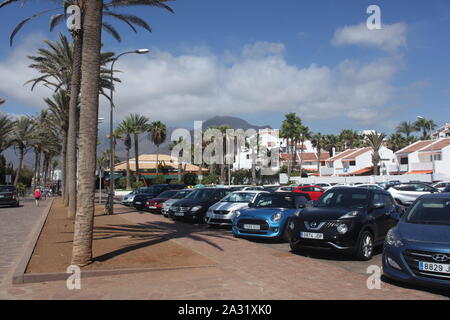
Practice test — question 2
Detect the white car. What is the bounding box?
[121,190,138,206]
[314,183,333,190]
[387,183,439,206]
[432,181,450,192]
[354,184,384,190]
[206,190,268,226]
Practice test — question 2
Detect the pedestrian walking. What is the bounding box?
[43,186,49,200]
[34,187,42,207]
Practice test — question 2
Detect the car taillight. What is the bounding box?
[155,202,162,208]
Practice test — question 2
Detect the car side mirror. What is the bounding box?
[372,202,385,210]
[248,202,254,208]
[296,203,306,209]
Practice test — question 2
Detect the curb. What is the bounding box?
[11,199,54,285]
[19,264,217,284]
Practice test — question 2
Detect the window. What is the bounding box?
[383,195,394,210]
[400,157,409,165]
[430,154,442,161]
[349,161,356,166]
[372,193,384,205]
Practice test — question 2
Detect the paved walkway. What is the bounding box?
[0,198,49,286]
[0,205,447,300]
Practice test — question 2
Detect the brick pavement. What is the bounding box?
[0,198,49,286]
[0,205,447,300]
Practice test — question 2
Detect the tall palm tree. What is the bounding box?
[311,133,325,175]
[127,114,149,182]
[323,134,340,157]
[71,0,104,267]
[297,125,311,174]
[414,118,437,140]
[280,113,301,180]
[117,119,134,190]
[45,89,70,198]
[396,121,417,138]
[0,112,15,154]
[148,121,167,175]
[169,137,184,183]
[366,131,387,176]
[10,116,35,186]
[387,133,407,153]
[339,129,363,149]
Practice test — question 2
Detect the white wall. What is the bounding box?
[290,174,432,185]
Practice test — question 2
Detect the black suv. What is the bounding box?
[0,185,20,207]
[132,184,185,210]
[287,187,403,260]
[168,188,231,223]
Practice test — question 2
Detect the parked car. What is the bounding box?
[383,193,450,290]
[144,190,181,214]
[168,188,231,222]
[133,184,185,210]
[206,190,268,226]
[162,189,194,217]
[432,181,450,192]
[121,189,140,206]
[293,185,325,201]
[288,187,402,260]
[443,186,450,193]
[232,192,312,241]
[387,183,440,206]
[314,183,333,190]
[0,185,20,207]
[264,186,296,192]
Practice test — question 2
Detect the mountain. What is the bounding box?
[201,116,271,131]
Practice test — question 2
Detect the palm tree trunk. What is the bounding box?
[60,132,67,199]
[67,33,83,219]
[134,134,139,183]
[13,147,24,186]
[156,147,159,174]
[287,138,292,181]
[63,131,69,206]
[72,0,103,267]
[126,147,131,190]
[33,149,39,188]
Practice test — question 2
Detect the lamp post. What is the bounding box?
[108,49,149,215]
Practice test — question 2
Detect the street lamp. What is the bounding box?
[107,49,149,215]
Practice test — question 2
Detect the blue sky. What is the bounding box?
[0,0,449,134]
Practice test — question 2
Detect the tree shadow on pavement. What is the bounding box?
[91,219,237,263]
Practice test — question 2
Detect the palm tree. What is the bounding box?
[124,114,149,182]
[169,137,184,183]
[117,119,134,190]
[280,113,301,180]
[366,131,387,175]
[0,112,15,154]
[311,133,325,175]
[297,125,311,174]
[323,134,340,157]
[396,121,417,138]
[339,129,363,149]
[387,133,407,153]
[10,116,35,186]
[148,121,167,175]
[414,118,437,139]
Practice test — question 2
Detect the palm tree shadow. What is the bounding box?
[91,220,235,263]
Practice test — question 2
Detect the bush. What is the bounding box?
[132,180,145,189]
[183,172,197,186]
[152,175,167,184]
[15,182,27,197]
[201,174,219,185]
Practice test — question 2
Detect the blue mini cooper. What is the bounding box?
[232,192,312,241]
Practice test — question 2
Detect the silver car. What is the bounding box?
[206,190,267,226]
[121,190,138,206]
[162,189,194,217]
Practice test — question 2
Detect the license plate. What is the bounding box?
[148,206,157,209]
[300,232,324,240]
[419,261,450,274]
[175,212,184,217]
[135,202,142,205]
[0,195,4,198]
[243,224,260,230]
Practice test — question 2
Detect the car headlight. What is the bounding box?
[336,224,349,234]
[385,229,404,248]
[191,205,202,212]
[234,211,241,218]
[339,210,360,219]
[271,212,283,222]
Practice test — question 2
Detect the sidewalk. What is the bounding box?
[0,205,446,300]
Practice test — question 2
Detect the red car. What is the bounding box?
[293,185,325,201]
[144,190,179,214]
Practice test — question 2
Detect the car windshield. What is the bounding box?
[158,190,178,198]
[264,186,279,192]
[0,186,15,193]
[315,189,369,209]
[172,190,193,199]
[221,192,256,203]
[405,198,450,226]
[253,194,306,209]
[185,189,216,200]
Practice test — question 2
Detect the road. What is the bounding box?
[0,197,50,286]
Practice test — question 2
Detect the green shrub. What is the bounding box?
[201,174,219,185]
[152,175,167,184]
[183,172,197,186]
[16,182,26,197]
[132,180,145,189]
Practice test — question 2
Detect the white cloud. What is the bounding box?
[332,22,407,53]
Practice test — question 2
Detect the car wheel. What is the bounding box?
[277,226,290,243]
[356,230,374,261]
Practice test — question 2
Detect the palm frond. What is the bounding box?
[102,21,122,42]
[49,13,65,32]
[108,0,175,14]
